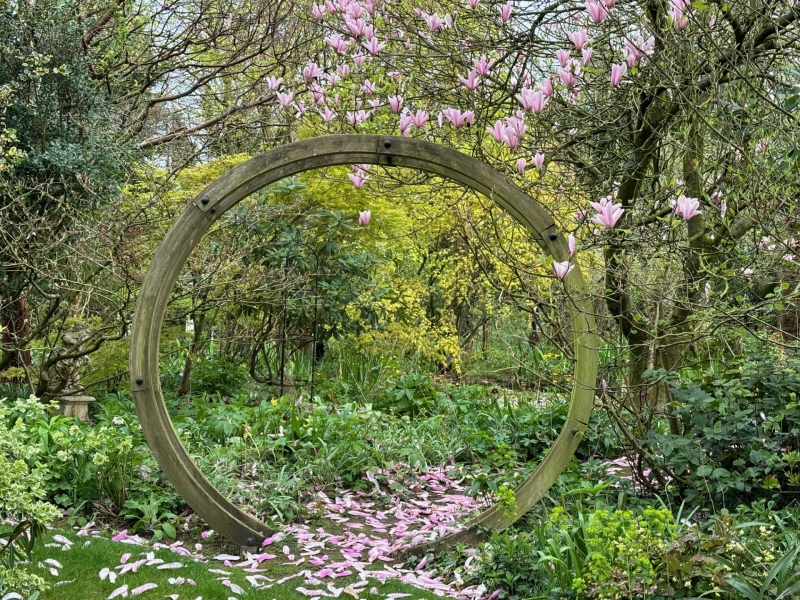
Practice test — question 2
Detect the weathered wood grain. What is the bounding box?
[130,135,598,548]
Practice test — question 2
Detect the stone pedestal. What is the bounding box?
[59,395,96,423]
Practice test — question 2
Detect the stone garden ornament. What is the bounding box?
[129,135,598,551]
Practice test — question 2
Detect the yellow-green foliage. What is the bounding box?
[347,275,461,367]
[547,506,676,599]
[126,154,560,370]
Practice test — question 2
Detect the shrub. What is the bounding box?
[0,396,61,597]
[643,352,800,509]
[467,506,680,600]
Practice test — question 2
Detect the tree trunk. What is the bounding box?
[177,311,206,396]
[0,269,33,379]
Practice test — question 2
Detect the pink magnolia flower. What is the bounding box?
[567,29,589,50]
[590,196,624,228]
[321,107,337,122]
[473,55,496,76]
[498,2,513,23]
[364,36,385,55]
[553,260,574,280]
[337,64,350,78]
[673,195,701,220]
[325,34,350,54]
[710,190,723,203]
[312,3,326,19]
[517,88,548,113]
[358,210,371,225]
[610,63,627,87]
[558,68,577,88]
[411,110,429,129]
[557,49,571,68]
[362,79,377,95]
[349,173,368,189]
[441,108,472,127]
[516,158,526,174]
[488,120,505,143]
[468,0,480,7]
[586,0,607,23]
[504,113,527,138]
[503,129,520,149]
[742,267,754,276]
[398,113,413,136]
[266,76,282,90]
[303,63,324,82]
[388,95,403,113]
[568,233,576,256]
[344,15,368,37]
[353,54,367,68]
[346,110,369,126]
[582,47,593,66]
[424,12,445,31]
[670,0,690,29]
[310,84,325,104]
[276,92,294,107]
[720,200,727,218]
[533,152,545,171]
[458,70,481,90]
[539,78,554,97]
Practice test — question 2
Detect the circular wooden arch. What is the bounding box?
[129,135,597,550]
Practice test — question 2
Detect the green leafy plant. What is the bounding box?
[0,397,61,596]
[121,496,179,541]
[642,353,800,509]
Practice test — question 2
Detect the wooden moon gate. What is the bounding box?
[129,134,598,550]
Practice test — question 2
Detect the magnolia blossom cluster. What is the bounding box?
[298,0,680,192]
[487,112,528,149]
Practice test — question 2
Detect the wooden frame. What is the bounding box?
[129,135,597,549]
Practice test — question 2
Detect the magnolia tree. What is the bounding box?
[242,0,800,437]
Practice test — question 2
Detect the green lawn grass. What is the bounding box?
[31,529,443,599]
